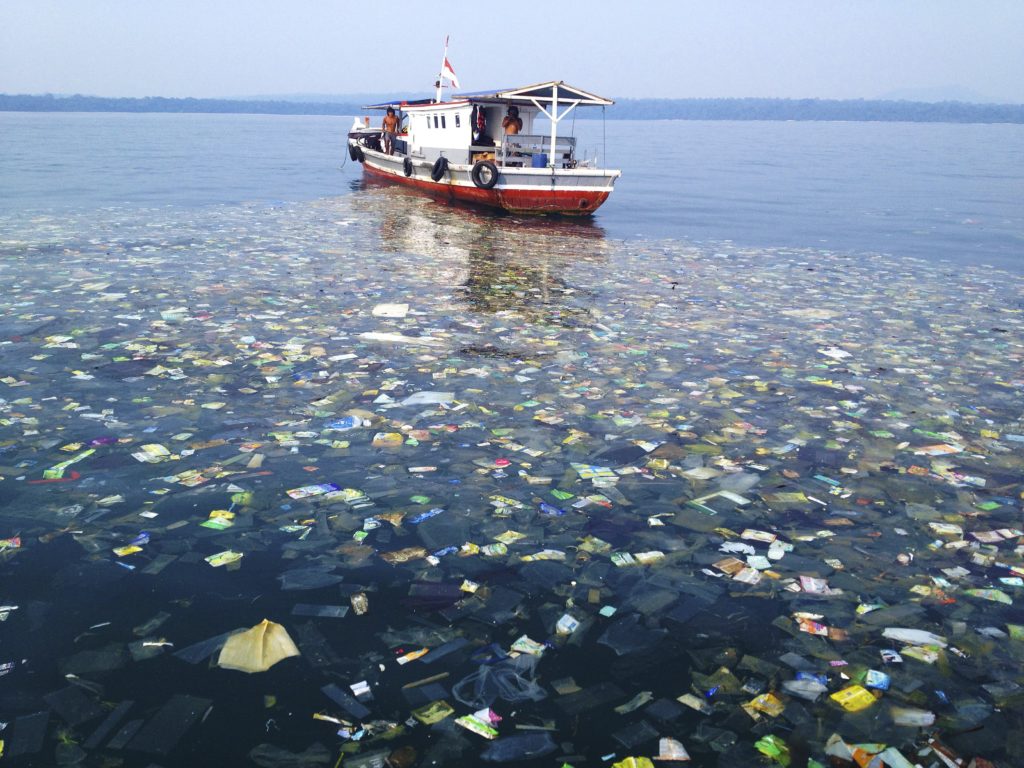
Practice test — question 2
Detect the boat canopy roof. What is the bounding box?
[362,81,614,110]
[456,81,614,107]
[362,97,435,110]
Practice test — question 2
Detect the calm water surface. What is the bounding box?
[2,111,1022,270]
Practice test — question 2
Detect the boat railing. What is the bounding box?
[496,134,577,168]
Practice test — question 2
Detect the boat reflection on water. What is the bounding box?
[352,178,612,331]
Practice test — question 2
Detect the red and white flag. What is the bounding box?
[441,57,460,89]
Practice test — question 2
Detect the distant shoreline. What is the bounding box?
[2,93,1023,124]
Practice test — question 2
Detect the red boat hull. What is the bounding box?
[361,162,611,215]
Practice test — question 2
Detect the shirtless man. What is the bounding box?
[381,107,399,155]
[502,106,522,135]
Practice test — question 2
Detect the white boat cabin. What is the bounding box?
[363,81,613,170]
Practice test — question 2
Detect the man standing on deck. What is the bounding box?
[502,105,522,135]
[381,107,399,155]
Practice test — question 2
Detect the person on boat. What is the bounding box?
[502,106,522,135]
[381,107,399,155]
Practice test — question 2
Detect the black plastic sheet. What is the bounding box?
[127,693,212,755]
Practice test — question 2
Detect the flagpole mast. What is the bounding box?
[435,36,448,103]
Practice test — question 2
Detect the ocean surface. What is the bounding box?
[1,112,1023,768]
[1,111,1023,270]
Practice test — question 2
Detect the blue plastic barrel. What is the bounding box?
[531,153,548,168]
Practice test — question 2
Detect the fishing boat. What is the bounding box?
[346,48,620,215]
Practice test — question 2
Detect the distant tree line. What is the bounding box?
[2,93,1022,124]
[0,93,359,116]
[610,97,1024,123]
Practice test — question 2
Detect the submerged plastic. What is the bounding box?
[249,742,332,767]
[480,732,557,762]
[452,656,547,709]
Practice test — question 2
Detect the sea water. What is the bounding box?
[1,112,1023,270]
[0,112,1023,767]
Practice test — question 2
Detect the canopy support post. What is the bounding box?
[529,88,581,168]
[549,83,558,168]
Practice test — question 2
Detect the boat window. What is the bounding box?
[441,115,446,129]
[433,115,438,128]
[455,114,460,128]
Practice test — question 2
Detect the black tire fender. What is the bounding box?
[430,156,449,182]
[471,160,499,189]
[403,156,414,177]
[349,143,364,162]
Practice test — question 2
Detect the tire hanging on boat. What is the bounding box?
[471,160,499,190]
[430,156,449,182]
[403,156,414,177]
[349,143,364,162]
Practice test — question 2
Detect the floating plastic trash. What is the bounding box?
[1,189,1020,768]
[830,685,877,712]
[217,619,301,673]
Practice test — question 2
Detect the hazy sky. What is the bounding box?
[2,0,1022,102]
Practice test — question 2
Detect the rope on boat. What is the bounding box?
[602,106,607,169]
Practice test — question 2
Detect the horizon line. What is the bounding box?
[4,92,1023,108]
